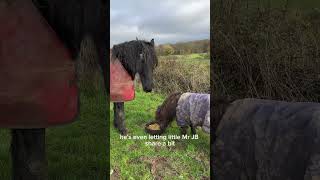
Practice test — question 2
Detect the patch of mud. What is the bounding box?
[110,167,120,180]
[129,156,179,179]
[128,143,139,151]
[200,176,210,180]
[165,140,186,151]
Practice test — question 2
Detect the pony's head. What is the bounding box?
[154,92,182,132]
[112,39,158,92]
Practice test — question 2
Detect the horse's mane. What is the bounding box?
[34,0,108,60]
[111,40,158,79]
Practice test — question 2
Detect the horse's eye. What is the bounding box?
[140,53,146,64]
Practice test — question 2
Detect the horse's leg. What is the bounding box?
[180,126,188,135]
[11,129,47,180]
[190,125,197,135]
[113,102,119,128]
[114,102,127,135]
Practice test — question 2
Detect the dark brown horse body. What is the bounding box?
[154,92,212,135]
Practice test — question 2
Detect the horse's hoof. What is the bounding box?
[120,129,128,135]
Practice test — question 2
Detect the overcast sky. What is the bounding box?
[110,0,210,47]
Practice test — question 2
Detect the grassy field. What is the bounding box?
[0,87,108,179]
[110,90,210,180]
[158,53,210,64]
[0,52,209,179]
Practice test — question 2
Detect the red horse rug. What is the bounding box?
[110,50,135,102]
[0,0,78,128]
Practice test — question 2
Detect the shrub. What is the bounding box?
[153,59,210,94]
[212,0,320,102]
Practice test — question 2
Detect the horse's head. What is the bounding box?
[112,39,158,92]
[137,39,158,92]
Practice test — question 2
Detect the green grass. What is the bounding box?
[0,130,11,178]
[0,52,210,179]
[110,90,210,180]
[158,53,210,69]
[0,87,108,179]
[159,53,210,64]
[184,53,209,61]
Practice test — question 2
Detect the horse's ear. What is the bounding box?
[150,38,154,46]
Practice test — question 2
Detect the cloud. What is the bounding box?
[110,0,210,46]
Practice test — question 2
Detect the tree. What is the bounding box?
[162,44,175,55]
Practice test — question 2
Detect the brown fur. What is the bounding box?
[154,92,183,131]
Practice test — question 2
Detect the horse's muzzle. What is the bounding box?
[144,89,152,93]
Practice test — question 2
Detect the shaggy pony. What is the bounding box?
[154,92,210,135]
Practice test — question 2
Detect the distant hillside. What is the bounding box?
[156,39,210,56]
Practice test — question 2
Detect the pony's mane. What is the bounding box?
[111,40,158,78]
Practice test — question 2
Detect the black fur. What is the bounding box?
[112,39,158,92]
[33,0,108,86]
[112,39,158,135]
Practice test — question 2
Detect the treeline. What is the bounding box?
[156,39,210,56]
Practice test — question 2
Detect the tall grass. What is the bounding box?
[212,0,320,102]
[77,38,105,95]
[153,54,210,94]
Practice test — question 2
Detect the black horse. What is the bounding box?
[8,0,108,179]
[111,39,158,135]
